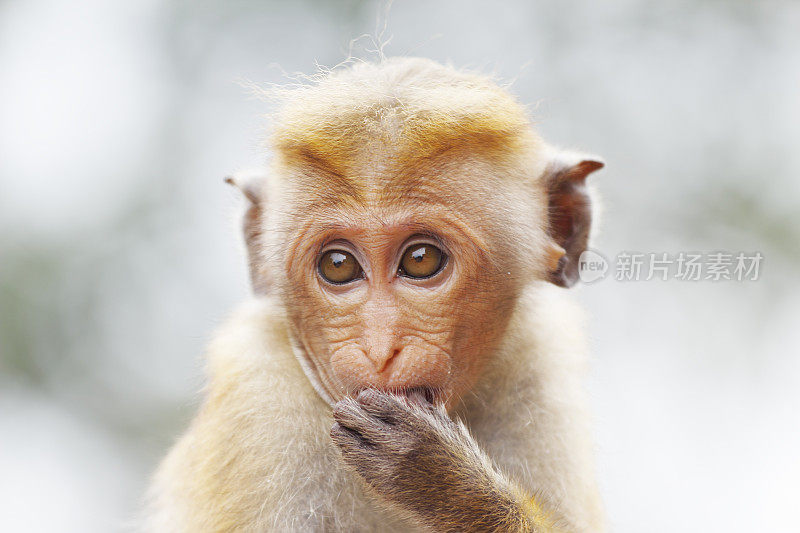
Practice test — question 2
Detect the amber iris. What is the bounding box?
[399,244,445,279]
[319,250,362,284]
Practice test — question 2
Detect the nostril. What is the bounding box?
[375,348,400,373]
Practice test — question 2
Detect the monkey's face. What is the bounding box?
[280,161,533,409]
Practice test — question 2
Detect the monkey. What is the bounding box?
[145,57,606,532]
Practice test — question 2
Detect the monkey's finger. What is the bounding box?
[332,396,372,426]
[330,422,387,483]
[333,397,393,443]
[330,421,374,450]
[355,389,405,424]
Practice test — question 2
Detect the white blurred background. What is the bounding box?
[1,1,798,531]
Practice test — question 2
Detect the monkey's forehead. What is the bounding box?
[266,58,541,176]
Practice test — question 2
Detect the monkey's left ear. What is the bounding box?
[225,169,270,294]
[543,152,604,288]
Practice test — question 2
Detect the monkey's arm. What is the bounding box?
[331,389,562,533]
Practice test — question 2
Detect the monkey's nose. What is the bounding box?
[367,347,401,373]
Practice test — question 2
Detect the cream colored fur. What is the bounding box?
[145,284,604,532]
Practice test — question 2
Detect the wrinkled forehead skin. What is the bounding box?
[274,136,550,287]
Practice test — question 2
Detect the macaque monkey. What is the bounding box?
[145,57,606,532]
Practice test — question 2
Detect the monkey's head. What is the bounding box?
[229,58,603,408]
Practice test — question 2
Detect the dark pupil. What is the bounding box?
[411,247,427,261]
[330,252,347,267]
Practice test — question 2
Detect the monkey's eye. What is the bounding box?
[318,250,363,284]
[399,244,445,279]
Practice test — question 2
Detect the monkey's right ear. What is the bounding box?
[225,169,270,295]
[543,151,604,288]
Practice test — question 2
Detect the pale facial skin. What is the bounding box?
[282,174,523,410]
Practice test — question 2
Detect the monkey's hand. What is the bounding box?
[331,389,558,533]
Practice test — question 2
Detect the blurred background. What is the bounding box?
[1,0,798,531]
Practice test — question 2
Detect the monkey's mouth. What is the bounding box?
[386,386,440,405]
[352,385,438,405]
[396,386,437,405]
